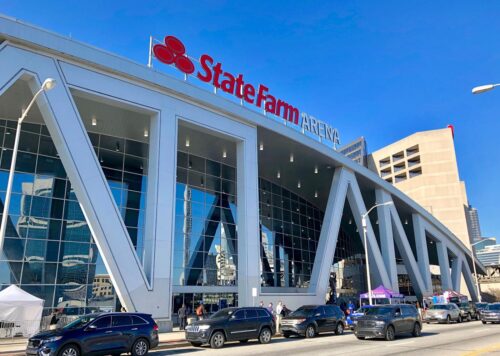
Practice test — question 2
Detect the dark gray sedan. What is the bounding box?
[481,303,500,324]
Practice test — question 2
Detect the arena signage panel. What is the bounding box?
[153,35,340,147]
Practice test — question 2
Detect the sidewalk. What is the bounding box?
[0,329,190,355]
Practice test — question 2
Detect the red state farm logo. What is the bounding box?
[153,36,195,74]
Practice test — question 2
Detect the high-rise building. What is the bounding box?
[368,127,472,248]
[465,205,482,244]
[339,137,367,166]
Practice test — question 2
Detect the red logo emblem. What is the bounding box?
[153,36,195,74]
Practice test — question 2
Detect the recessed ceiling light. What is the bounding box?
[290,153,294,163]
[314,191,318,198]
[277,171,281,179]
[144,129,149,138]
[185,137,190,147]
[223,150,227,158]
[297,181,301,188]
[259,142,264,151]
[314,166,318,174]
[91,117,97,126]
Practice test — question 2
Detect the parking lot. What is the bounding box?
[149,321,500,356]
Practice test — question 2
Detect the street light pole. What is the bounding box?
[471,83,499,94]
[361,201,393,305]
[0,78,56,254]
[470,240,484,303]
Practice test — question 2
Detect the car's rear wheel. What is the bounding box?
[482,321,487,324]
[458,315,463,323]
[59,344,80,356]
[446,315,451,324]
[131,338,149,356]
[190,342,202,347]
[305,325,316,338]
[385,325,395,341]
[412,323,421,337]
[335,322,344,335]
[259,328,272,344]
[210,331,225,349]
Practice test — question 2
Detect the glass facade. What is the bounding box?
[173,151,237,287]
[259,178,323,289]
[0,118,148,316]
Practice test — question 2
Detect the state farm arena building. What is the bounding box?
[0,16,481,330]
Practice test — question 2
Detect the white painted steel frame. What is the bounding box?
[0,16,482,330]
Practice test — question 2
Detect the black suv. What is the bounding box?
[26,313,159,356]
[455,301,477,322]
[185,307,275,349]
[354,304,422,341]
[280,305,345,338]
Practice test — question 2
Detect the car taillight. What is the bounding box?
[153,324,159,331]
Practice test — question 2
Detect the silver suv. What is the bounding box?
[425,303,461,324]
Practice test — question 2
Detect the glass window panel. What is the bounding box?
[221,179,235,195]
[205,175,220,192]
[61,222,91,242]
[21,285,55,308]
[187,171,204,191]
[103,168,123,182]
[25,239,60,262]
[0,260,22,284]
[56,261,89,284]
[125,139,148,158]
[188,155,205,173]
[99,149,124,171]
[88,132,100,147]
[177,151,188,169]
[36,156,65,178]
[1,237,26,260]
[54,284,87,306]
[124,154,146,174]
[123,172,143,192]
[206,159,221,177]
[177,167,187,184]
[21,262,57,284]
[100,135,124,153]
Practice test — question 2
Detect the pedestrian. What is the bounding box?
[196,303,206,321]
[267,302,274,315]
[49,309,59,330]
[178,304,187,330]
[276,301,283,334]
[259,301,264,308]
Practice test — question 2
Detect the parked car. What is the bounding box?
[26,312,159,356]
[425,303,461,324]
[481,303,500,324]
[185,307,274,349]
[474,302,489,319]
[353,304,422,341]
[280,304,345,338]
[454,301,477,322]
[349,305,375,330]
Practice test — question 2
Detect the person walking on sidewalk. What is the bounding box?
[196,303,206,321]
[178,304,187,330]
[276,301,283,334]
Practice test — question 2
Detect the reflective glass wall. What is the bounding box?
[173,151,238,287]
[259,178,323,289]
[0,118,148,316]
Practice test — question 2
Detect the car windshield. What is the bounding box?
[355,307,370,314]
[210,309,236,319]
[476,303,487,308]
[486,304,500,311]
[459,303,468,308]
[430,305,448,310]
[364,307,394,316]
[289,308,316,317]
[63,315,98,329]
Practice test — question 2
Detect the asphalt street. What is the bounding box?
[149,321,500,356]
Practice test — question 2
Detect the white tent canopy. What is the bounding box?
[0,285,44,337]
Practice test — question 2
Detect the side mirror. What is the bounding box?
[86,325,97,331]
[394,312,401,317]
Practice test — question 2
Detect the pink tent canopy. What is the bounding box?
[360,285,404,299]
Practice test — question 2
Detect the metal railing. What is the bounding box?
[0,315,79,339]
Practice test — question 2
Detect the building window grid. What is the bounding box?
[379,145,422,182]
[259,178,323,289]
[0,118,148,314]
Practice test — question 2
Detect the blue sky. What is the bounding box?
[1,1,499,241]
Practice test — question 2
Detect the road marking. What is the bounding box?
[461,343,500,356]
[385,340,415,347]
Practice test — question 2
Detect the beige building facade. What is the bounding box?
[368,127,472,249]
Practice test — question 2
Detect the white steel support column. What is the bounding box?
[436,242,452,291]
[236,129,260,306]
[462,259,479,302]
[375,190,399,291]
[412,214,433,293]
[451,257,462,292]
[310,167,349,297]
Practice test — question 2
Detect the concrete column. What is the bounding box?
[436,242,452,291]
[451,257,462,292]
[412,214,433,294]
[375,190,399,291]
[237,129,260,306]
